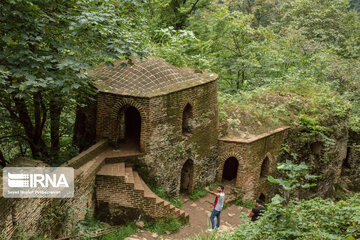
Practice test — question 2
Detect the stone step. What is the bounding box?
[138,176,157,199]
[125,167,134,184]
[133,171,144,191]
[97,162,125,177]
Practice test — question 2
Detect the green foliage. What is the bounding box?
[144,218,182,235]
[98,222,137,240]
[233,198,254,210]
[188,182,220,200]
[151,187,182,208]
[190,194,360,240]
[234,194,360,240]
[268,160,318,202]
[0,0,148,163]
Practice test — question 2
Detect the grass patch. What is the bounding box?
[97,222,137,240]
[234,198,254,209]
[151,187,182,208]
[189,182,221,200]
[144,218,182,235]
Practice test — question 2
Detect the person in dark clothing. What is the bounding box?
[248,198,265,221]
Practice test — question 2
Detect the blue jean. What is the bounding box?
[210,209,221,229]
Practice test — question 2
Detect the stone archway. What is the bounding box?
[180,159,194,193]
[116,105,141,150]
[222,157,239,181]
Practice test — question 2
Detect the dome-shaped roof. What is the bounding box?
[90,57,217,97]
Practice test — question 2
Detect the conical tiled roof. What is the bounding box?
[90,57,217,97]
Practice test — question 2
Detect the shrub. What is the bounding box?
[145,218,182,235]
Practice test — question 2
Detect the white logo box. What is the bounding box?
[3,167,74,198]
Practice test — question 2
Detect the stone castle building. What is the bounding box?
[0,57,289,239]
[89,56,288,199]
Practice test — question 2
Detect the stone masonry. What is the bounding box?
[218,127,290,201]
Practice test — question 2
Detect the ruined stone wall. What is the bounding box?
[282,123,349,198]
[0,141,108,240]
[218,127,289,201]
[340,130,360,192]
[139,81,219,195]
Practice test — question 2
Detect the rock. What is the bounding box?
[136,221,145,229]
[237,206,243,211]
[191,203,197,207]
[228,213,235,217]
[165,231,170,235]
[151,233,158,238]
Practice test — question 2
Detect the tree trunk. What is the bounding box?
[13,95,48,159]
[0,149,6,167]
[49,97,63,158]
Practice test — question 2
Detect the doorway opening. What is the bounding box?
[117,106,141,150]
[180,159,194,193]
[222,157,239,181]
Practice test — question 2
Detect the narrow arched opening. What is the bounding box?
[222,157,239,181]
[180,159,194,193]
[260,156,270,178]
[342,147,351,169]
[182,104,193,135]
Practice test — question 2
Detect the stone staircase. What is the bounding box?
[96,162,189,223]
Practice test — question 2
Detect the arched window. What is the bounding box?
[182,104,193,135]
[260,156,270,178]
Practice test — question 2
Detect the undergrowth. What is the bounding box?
[151,187,182,208]
[189,182,220,200]
[97,222,137,240]
[144,218,182,235]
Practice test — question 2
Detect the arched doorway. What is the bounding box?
[260,156,270,178]
[222,157,239,181]
[117,106,141,150]
[180,159,194,193]
[182,104,193,135]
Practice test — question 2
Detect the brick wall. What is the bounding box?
[96,80,219,195]
[0,141,108,240]
[218,127,290,201]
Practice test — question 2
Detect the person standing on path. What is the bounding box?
[205,185,225,230]
[248,198,265,221]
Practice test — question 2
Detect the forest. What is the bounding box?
[1,0,360,239]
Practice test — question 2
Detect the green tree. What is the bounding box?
[0,0,147,162]
[268,160,318,203]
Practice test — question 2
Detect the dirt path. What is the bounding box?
[125,183,249,240]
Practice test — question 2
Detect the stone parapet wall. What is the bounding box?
[0,141,109,239]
